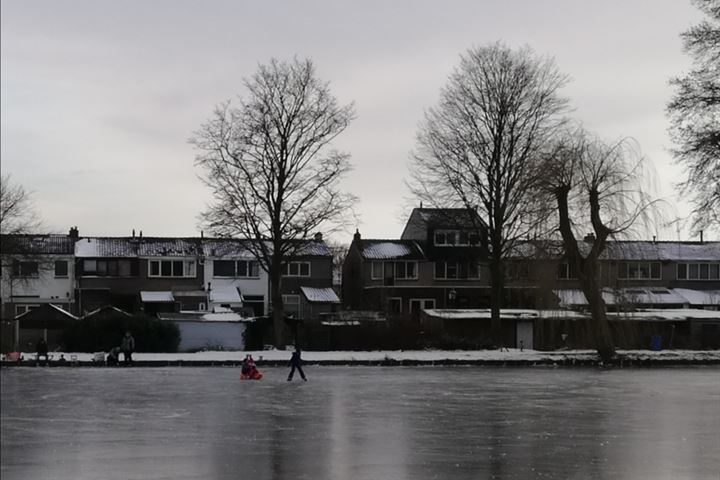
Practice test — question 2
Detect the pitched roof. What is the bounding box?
[357,239,425,260]
[1,235,75,255]
[75,237,205,258]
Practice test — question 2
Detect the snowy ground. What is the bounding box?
[1,366,718,480]
[4,348,720,365]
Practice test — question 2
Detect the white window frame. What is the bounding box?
[54,260,69,278]
[677,262,720,280]
[435,261,460,280]
[213,259,261,278]
[198,302,207,311]
[618,261,662,280]
[557,262,576,280]
[282,261,311,277]
[371,261,383,280]
[148,259,197,278]
[395,261,418,280]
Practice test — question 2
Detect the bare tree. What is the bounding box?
[0,174,45,321]
[191,58,356,347]
[667,0,720,233]
[409,43,569,344]
[541,130,659,361]
[1,174,41,236]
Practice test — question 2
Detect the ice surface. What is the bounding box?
[1,367,718,480]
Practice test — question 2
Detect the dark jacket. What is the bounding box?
[36,339,48,356]
[289,351,302,367]
[120,335,135,352]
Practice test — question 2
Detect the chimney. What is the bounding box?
[132,229,135,238]
[201,230,204,239]
[314,232,323,242]
[139,230,143,239]
[652,235,656,243]
[584,233,596,243]
[68,226,79,238]
[700,230,703,244]
[353,229,361,242]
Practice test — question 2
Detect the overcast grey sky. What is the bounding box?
[0,0,705,242]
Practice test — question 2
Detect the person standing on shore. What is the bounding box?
[287,347,307,381]
[120,331,135,366]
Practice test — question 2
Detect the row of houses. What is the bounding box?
[2,209,719,350]
[341,208,720,349]
[1,228,340,350]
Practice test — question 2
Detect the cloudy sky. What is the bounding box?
[1,0,705,242]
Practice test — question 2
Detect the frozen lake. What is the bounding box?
[1,366,718,480]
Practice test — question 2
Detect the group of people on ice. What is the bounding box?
[106,331,135,366]
[240,346,307,381]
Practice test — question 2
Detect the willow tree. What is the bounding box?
[409,43,568,344]
[191,58,355,347]
[541,131,659,361]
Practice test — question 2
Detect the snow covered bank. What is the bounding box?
[3,349,720,366]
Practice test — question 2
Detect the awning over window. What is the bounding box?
[140,291,175,303]
[301,287,340,304]
[209,287,242,304]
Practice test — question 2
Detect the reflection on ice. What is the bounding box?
[1,366,718,480]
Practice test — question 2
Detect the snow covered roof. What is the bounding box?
[301,287,340,303]
[13,303,78,321]
[554,288,718,307]
[359,240,425,260]
[422,309,587,320]
[80,305,132,319]
[603,241,720,261]
[1,235,76,255]
[209,287,242,304]
[157,311,254,322]
[202,239,255,258]
[672,289,720,305]
[607,309,720,322]
[140,291,174,303]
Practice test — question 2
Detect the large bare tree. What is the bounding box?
[0,174,41,236]
[409,43,569,344]
[191,58,356,347]
[541,130,659,361]
[667,0,720,233]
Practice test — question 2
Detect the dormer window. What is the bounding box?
[434,229,479,246]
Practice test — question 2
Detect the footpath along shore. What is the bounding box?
[2,349,720,367]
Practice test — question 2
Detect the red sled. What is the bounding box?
[240,370,263,380]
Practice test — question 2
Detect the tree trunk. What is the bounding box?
[269,258,285,349]
[579,268,615,363]
[489,256,504,348]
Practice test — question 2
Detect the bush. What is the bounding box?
[63,312,180,353]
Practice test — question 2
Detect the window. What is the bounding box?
[282,262,310,277]
[394,261,418,280]
[82,259,137,277]
[148,260,197,278]
[12,260,39,277]
[198,302,207,311]
[434,229,480,246]
[54,260,69,277]
[557,263,575,280]
[677,262,720,280]
[618,262,662,280]
[215,260,236,277]
[435,261,459,279]
[371,261,383,280]
[468,262,481,279]
[282,294,301,315]
[506,262,530,280]
[215,260,260,277]
[388,297,403,314]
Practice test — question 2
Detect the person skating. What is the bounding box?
[120,331,135,366]
[287,347,306,381]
